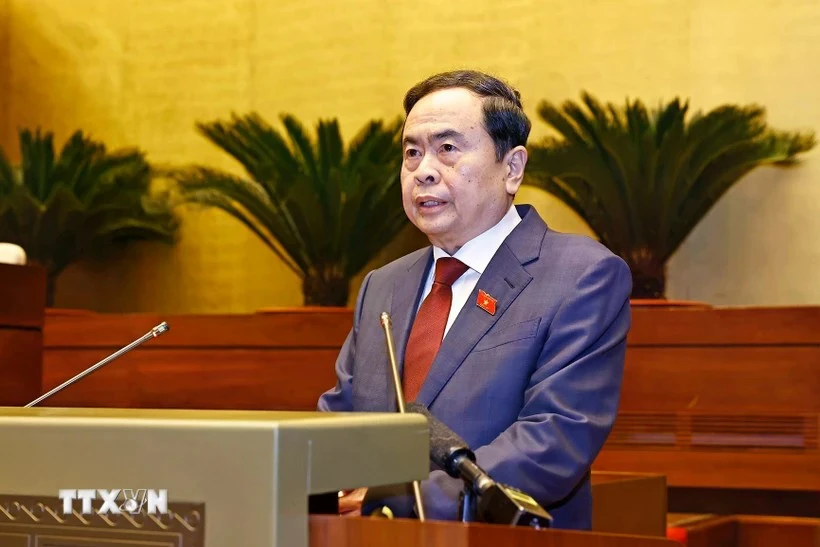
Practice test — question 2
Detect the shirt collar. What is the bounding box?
[432,205,522,275]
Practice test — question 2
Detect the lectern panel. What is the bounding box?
[0,494,203,546]
[0,407,429,547]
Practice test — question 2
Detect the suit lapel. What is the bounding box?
[389,248,433,376]
[414,205,547,407]
[414,244,531,406]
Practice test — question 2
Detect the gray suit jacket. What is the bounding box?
[317,204,632,529]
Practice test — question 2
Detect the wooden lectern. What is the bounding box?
[0,263,46,405]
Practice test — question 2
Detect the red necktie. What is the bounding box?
[403,257,469,402]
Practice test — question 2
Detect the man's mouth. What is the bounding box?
[416,197,448,208]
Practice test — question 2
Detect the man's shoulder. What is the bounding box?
[363,247,430,286]
[543,229,619,262]
[528,224,629,280]
[352,247,429,313]
[514,204,624,272]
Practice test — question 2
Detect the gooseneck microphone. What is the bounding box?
[406,402,553,528]
[379,312,426,521]
[24,322,170,407]
[405,402,489,485]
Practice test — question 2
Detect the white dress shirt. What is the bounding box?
[417,205,522,337]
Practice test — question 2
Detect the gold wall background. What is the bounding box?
[1,0,818,312]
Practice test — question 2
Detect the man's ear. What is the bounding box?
[504,146,528,195]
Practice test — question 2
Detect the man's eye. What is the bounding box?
[405,149,420,158]
[441,144,456,153]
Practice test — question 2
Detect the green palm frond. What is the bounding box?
[0,128,179,304]
[526,92,815,297]
[171,113,407,306]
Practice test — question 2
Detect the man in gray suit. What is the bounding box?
[317,70,632,530]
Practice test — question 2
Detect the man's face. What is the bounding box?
[400,87,524,254]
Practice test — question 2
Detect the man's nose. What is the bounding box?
[415,153,440,185]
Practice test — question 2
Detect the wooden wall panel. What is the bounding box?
[43,310,352,349]
[593,448,820,491]
[0,263,46,329]
[605,308,820,495]
[0,263,46,406]
[620,347,820,412]
[0,330,43,406]
[41,310,350,410]
[628,306,820,346]
[43,348,339,410]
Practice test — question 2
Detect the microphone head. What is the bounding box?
[152,322,170,337]
[406,402,474,477]
[478,483,553,528]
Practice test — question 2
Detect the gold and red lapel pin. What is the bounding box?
[477,289,497,315]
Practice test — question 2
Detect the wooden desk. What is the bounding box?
[680,515,820,547]
[309,515,681,547]
[591,472,667,537]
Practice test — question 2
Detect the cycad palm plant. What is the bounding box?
[526,93,815,299]
[171,113,407,306]
[0,129,178,306]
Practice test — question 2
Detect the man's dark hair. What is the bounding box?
[403,70,532,162]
